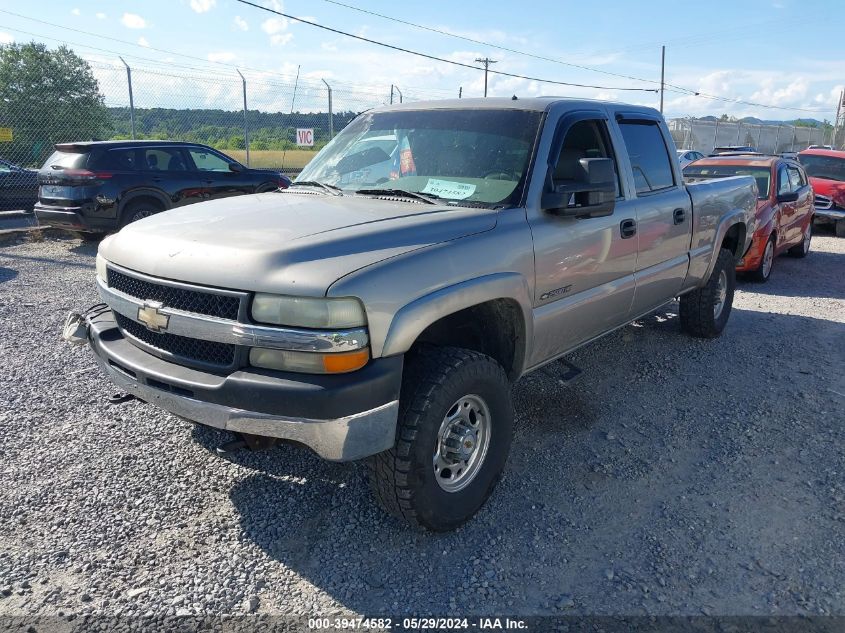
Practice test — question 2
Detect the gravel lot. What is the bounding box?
[1,229,843,620]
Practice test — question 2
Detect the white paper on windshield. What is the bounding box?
[421,179,476,200]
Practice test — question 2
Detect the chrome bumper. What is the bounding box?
[814,208,845,221]
[94,351,398,461]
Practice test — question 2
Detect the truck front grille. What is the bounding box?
[115,313,237,369]
[107,268,241,320]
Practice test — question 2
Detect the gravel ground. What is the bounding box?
[0,230,843,620]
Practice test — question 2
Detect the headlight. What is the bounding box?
[251,293,366,328]
[96,254,108,282]
[249,347,370,374]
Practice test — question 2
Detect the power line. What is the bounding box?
[235,0,658,92]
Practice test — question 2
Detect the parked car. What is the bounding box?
[34,140,291,237]
[807,144,833,150]
[676,149,705,168]
[797,148,845,237]
[74,98,755,530]
[684,155,814,281]
[0,158,38,212]
[711,145,758,156]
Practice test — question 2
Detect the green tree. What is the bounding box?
[0,42,111,166]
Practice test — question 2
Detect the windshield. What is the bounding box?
[683,164,771,199]
[296,108,543,207]
[797,154,845,182]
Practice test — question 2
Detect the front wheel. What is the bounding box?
[367,346,514,531]
[680,247,736,339]
[748,234,775,282]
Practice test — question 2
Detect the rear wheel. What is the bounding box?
[121,200,164,227]
[788,222,812,257]
[748,234,776,282]
[680,247,736,339]
[367,346,513,531]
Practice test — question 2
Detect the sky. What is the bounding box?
[1,0,844,122]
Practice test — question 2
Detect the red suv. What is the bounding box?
[684,155,814,281]
[797,148,845,237]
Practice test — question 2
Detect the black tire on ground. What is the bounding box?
[121,200,164,228]
[75,231,107,242]
[788,222,812,257]
[836,220,845,238]
[367,345,514,531]
[747,234,776,283]
[680,247,736,339]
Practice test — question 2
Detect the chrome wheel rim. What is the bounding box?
[713,269,728,319]
[433,394,492,493]
[762,240,774,278]
[131,209,154,223]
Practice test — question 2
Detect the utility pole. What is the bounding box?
[236,69,249,167]
[832,89,844,148]
[458,86,462,99]
[390,84,394,105]
[659,46,665,114]
[475,57,497,97]
[322,79,333,139]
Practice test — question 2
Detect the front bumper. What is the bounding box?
[736,233,766,272]
[89,311,402,461]
[814,207,845,222]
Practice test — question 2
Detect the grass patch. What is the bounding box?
[228,149,318,170]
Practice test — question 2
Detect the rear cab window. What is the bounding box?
[41,150,89,171]
[618,121,675,195]
[90,148,140,171]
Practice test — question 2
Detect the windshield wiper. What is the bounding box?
[290,180,343,195]
[355,188,438,204]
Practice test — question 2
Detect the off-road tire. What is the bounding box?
[748,234,775,282]
[836,220,845,238]
[680,247,736,339]
[788,222,812,258]
[121,200,164,228]
[367,345,514,531]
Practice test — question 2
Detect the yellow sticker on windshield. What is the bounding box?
[421,179,476,200]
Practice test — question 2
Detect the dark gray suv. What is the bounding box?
[34,140,291,237]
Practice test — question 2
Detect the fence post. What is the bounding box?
[119,57,136,140]
[756,125,762,151]
[236,69,249,167]
[390,84,394,105]
[790,126,796,152]
[322,79,333,139]
[735,122,742,144]
[774,125,781,152]
[395,86,403,103]
[713,120,719,151]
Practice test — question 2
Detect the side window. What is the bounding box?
[140,148,189,172]
[552,119,621,203]
[777,166,791,195]
[95,149,138,171]
[618,121,675,194]
[188,149,231,172]
[787,166,802,192]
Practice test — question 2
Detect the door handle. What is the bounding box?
[620,218,637,239]
[673,208,685,225]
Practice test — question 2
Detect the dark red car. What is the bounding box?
[684,155,814,281]
[797,148,845,237]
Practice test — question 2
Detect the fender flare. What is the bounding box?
[380,272,534,371]
[118,188,171,218]
[700,209,749,285]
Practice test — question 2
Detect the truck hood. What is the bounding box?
[99,192,497,296]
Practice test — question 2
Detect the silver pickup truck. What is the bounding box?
[79,98,756,530]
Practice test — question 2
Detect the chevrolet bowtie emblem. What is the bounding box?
[137,301,170,333]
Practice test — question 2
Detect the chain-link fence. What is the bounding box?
[0,53,455,179]
[667,117,838,155]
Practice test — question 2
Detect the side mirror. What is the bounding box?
[542,157,617,218]
[229,162,244,173]
[777,191,798,203]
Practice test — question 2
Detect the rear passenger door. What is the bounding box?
[137,146,203,208]
[613,113,693,316]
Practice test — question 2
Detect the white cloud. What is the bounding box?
[0,32,13,44]
[261,17,288,35]
[207,51,237,63]
[189,0,216,14]
[138,37,150,47]
[96,12,106,19]
[71,8,80,16]
[121,13,147,29]
[270,33,293,46]
[233,16,248,31]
